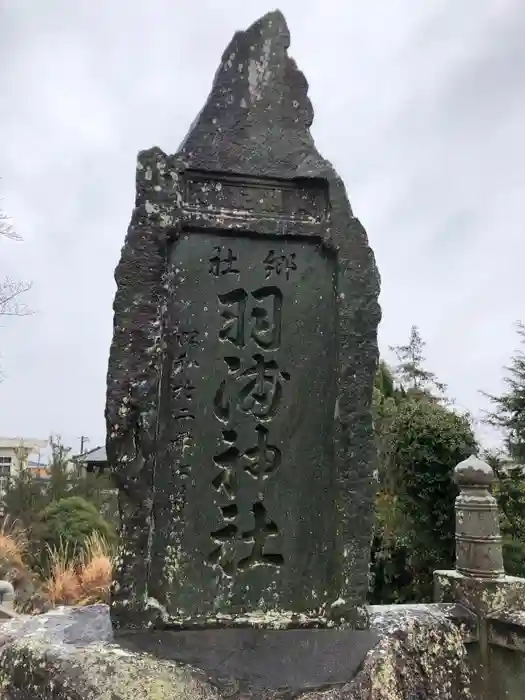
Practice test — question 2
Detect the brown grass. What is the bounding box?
[0,517,32,586]
[0,517,28,567]
[41,533,113,608]
[41,541,81,606]
[77,532,113,605]
[0,520,114,610]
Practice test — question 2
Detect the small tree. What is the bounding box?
[3,447,46,531]
[390,325,447,402]
[373,360,403,492]
[484,322,525,463]
[69,462,118,527]
[46,435,74,503]
[482,322,525,577]
[35,496,116,568]
[369,395,476,604]
[486,450,525,577]
[392,400,476,596]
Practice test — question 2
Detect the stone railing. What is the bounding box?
[434,455,525,699]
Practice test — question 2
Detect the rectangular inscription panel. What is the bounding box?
[164,232,337,616]
[183,171,328,222]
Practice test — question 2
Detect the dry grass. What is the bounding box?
[0,517,31,579]
[0,519,114,610]
[77,532,113,605]
[41,533,113,608]
[42,541,81,607]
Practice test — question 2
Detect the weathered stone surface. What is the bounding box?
[0,604,472,699]
[0,606,219,700]
[361,606,473,699]
[454,456,504,579]
[105,10,380,630]
[487,608,525,651]
[484,609,525,699]
[435,569,525,615]
[435,570,525,698]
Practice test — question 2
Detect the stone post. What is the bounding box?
[434,454,525,611]
[0,580,16,619]
[454,455,504,579]
[435,455,525,699]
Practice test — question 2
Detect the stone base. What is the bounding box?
[434,569,525,615]
[0,604,472,699]
[113,602,370,631]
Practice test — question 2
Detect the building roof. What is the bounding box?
[74,445,107,463]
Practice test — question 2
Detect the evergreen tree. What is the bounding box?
[370,334,474,605]
[484,322,525,463]
[483,323,525,577]
[390,325,447,402]
[3,446,46,530]
[485,450,525,577]
[47,435,73,502]
[373,360,402,492]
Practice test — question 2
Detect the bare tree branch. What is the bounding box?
[0,186,32,317]
[0,180,21,241]
[0,210,21,241]
[0,184,32,383]
[0,277,33,317]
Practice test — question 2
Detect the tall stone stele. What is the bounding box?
[106,10,381,631]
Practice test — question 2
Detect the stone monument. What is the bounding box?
[0,13,484,700]
[106,9,381,631]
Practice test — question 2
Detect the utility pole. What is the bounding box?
[79,436,90,455]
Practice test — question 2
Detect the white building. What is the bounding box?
[0,437,48,493]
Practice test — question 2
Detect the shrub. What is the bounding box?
[369,398,477,604]
[35,496,115,568]
[391,399,476,598]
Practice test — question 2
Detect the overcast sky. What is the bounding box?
[1,0,524,455]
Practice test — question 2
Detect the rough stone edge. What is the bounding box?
[335,605,473,699]
[435,569,525,615]
[487,608,525,652]
[0,604,472,700]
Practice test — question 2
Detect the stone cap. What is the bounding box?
[454,455,495,488]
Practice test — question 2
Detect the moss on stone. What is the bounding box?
[0,603,473,700]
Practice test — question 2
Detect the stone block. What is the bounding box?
[434,569,525,616]
[0,604,472,700]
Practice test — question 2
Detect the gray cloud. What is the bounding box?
[1,0,524,451]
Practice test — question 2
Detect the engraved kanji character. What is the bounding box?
[209,246,240,277]
[251,287,282,350]
[173,380,196,420]
[212,429,240,499]
[238,501,284,569]
[242,425,281,479]
[214,354,290,421]
[218,288,248,348]
[263,250,297,280]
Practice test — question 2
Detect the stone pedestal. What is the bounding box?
[434,455,525,699]
[0,604,472,700]
[435,569,525,616]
